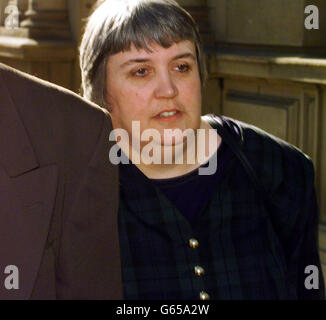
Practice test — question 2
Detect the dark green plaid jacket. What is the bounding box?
[118,116,324,300]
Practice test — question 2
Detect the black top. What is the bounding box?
[149,141,230,226]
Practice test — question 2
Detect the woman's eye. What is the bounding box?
[132,68,148,77]
[176,64,190,73]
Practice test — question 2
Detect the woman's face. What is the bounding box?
[106,40,202,148]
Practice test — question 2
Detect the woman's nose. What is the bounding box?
[154,71,178,99]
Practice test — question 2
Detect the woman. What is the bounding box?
[80,0,324,300]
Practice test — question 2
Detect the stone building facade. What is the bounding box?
[0,0,325,291]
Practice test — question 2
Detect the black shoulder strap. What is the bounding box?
[202,114,273,205]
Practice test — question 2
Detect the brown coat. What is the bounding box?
[0,63,122,299]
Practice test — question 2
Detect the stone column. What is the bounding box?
[19,0,71,40]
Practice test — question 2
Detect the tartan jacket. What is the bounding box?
[118,116,325,300]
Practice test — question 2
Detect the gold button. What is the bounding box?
[189,238,199,248]
[194,265,205,276]
[199,291,210,300]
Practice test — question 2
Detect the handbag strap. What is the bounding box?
[202,114,273,205]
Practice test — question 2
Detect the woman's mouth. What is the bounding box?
[154,110,181,121]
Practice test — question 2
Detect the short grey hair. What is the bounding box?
[80,0,206,109]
